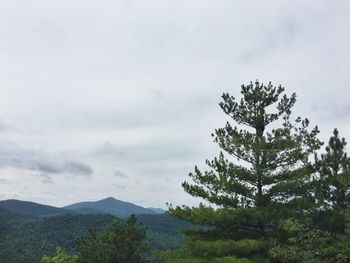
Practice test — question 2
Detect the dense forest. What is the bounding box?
[2,81,350,262]
[0,202,191,262]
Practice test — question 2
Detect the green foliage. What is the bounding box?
[0,212,114,263]
[315,129,350,209]
[76,227,106,263]
[269,130,350,262]
[161,252,255,263]
[180,239,266,258]
[269,219,350,262]
[0,207,186,262]
[41,215,150,263]
[103,214,149,263]
[41,248,78,263]
[76,214,149,263]
[162,247,269,263]
[137,214,193,238]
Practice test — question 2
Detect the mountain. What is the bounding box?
[136,213,193,236]
[0,199,72,217]
[0,208,116,263]
[63,197,159,218]
[0,203,192,263]
[0,207,27,237]
[147,207,166,214]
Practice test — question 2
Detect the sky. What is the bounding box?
[0,0,350,209]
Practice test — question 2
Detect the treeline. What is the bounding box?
[162,81,350,262]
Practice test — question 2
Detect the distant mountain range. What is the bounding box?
[0,197,165,218]
[0,197,191,263]
[147,207,167,214]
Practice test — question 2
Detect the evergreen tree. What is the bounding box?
[76,227,106,263]
[63,215,149,263]
[269,130,350,262]
[315,128,350,211]
[166,81,322,262]
[103,215,149,263]
[77,215,149,263]
[269,218,350,263]
[313,129,350,234]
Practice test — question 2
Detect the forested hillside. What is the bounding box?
[0,201,190,263]
[0,200,72,217]
[63,197,159,217]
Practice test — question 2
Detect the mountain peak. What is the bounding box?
[102,197,116,201]
[63,197,159,218]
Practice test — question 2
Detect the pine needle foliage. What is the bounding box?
[167,81,322,262]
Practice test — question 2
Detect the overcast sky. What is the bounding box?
[0,0,349,208]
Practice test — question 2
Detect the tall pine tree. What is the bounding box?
[315,128,350,211]
[166,81,322,262]
[313,128,350,234]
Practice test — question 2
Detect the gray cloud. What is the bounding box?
[30,173,54,184]
[149,89,167,100]
[94,138,209,163]
[113,168,128,178]
[0,120,9,133]
[0,178,13,185]
[313,103,350,122]
[0,139,93,177]
[0,121,5,132]
[64,162,93,176]
[94,142,123,156]
[26,90,217,132]
[112,183,126,190]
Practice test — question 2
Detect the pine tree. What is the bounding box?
[315,129,350,211]
[76,215,149,263]
[313,129,350,234]
[103,215,149,263]
[76,227,106,263]
[269,130,350,262]
[167,81,322,262]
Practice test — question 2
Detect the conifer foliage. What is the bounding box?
[270,130,350,262]
[166,81,322,262]
[315,128,350,211]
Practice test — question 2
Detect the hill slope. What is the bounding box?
[0,209,115,263]
[63,197,158,217]
[0,199,72,217]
